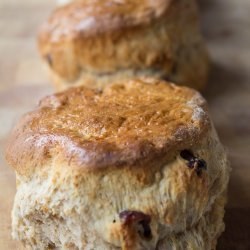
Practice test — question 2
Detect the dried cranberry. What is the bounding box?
[138,220,152,239]
[180,150,207,176]
[46,54,53,67]
[180,150,194,161]
[119,210,152,240]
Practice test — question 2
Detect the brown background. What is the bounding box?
[0,0,250,249]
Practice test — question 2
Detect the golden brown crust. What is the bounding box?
[38,0,209,90]
[41,0,172,39]
[6,78,210,176]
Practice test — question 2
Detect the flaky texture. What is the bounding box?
[6,79,230,249]
[38,0,209,91]
[13,154,228,250]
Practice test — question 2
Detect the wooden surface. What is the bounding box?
[0,0,250,249]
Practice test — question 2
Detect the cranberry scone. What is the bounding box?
[6,78,229,250]
[38,0,209,90]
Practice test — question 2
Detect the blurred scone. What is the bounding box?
[38,0,209,90]
[57,0,71,6]
[5,78,229,250]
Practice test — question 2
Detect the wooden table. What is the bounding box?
[0,0,249,249]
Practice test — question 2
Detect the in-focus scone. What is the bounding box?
[38,0,209,90]
[5,78,229,250]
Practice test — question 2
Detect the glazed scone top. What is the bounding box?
[6,78,210,175]
[40,0,171,41]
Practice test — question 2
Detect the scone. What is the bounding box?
[5,78,229,250]
[38,0,209,91]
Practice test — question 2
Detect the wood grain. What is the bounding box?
[0,0,250,249]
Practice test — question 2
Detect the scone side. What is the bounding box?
[11,130,229,250]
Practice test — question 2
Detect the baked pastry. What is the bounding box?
[6,78,229,249]
[38,0,209,91]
